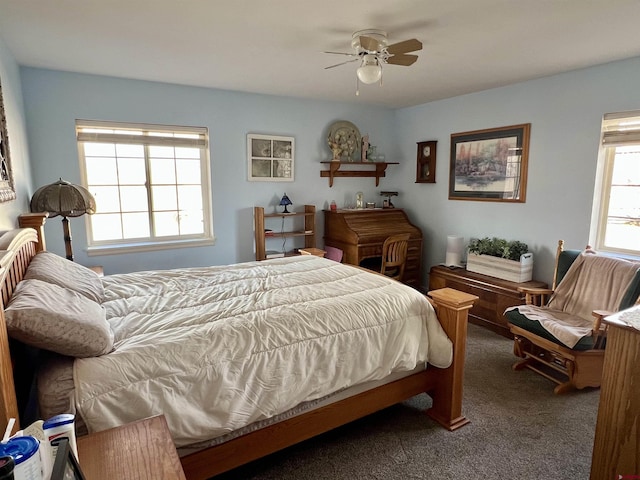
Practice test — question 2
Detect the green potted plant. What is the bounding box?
[466,236,533,282]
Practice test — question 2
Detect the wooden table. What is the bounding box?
[590,305,640,479]
[299,247,326,257]
[428,265,547,337]
[77,415,186,479]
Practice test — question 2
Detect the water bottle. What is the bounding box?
[43,414,77,460]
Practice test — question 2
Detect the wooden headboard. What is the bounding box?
[0,213,47,435]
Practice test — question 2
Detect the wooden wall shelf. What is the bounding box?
[320,161,399,187]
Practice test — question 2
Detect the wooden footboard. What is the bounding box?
[180,287,477,479]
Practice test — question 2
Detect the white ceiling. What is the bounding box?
[2,0,640,108]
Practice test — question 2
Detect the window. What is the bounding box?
[590,111,640,257]
[77,120,213,254]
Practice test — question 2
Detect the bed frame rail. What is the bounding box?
[180,287,477,479]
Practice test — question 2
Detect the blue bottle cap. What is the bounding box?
[43,413,75,429]
[0,436,39,465]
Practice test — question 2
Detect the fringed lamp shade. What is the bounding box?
[30,178,96,261]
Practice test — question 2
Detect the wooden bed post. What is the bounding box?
[18,213,48,252]
[0,308,19,435]
[426,287,477,431]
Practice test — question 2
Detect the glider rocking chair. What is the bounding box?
[504,240,640,394]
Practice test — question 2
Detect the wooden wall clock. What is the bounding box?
[416,140,436,183]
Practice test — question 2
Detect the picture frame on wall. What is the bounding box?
[0,79,16,203]
[416,140,437,183]
[247,134,294,182]
[449,123,530,203]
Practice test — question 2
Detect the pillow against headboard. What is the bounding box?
[24,251,104,303]
[5,279,114,358]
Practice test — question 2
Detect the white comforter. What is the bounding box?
[73,256,452,447]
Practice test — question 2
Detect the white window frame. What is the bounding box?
[77,120,214,255]
[589,111,640,259]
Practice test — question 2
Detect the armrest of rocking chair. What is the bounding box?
[591,309,614,349]
[517,286,554,306]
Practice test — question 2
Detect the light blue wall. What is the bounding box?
[0,36,33,228]
[394,57,640,285]
[20,68,398,274]
[16,56,640,285]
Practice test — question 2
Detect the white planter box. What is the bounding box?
[466,252,533,283]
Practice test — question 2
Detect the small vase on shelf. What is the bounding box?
[367,145,377,162]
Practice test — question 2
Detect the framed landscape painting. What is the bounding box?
[449,124,530,202]
[247,134,294,182]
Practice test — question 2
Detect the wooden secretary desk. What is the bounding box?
[324,208,423,288]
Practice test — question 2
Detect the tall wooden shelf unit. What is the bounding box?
[254,205,316,261]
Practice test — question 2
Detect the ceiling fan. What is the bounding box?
[324,29,423,94]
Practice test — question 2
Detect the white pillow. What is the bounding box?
[24,251,104,303]
[5,279,114,357]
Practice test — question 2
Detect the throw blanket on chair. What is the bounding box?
[506,253,639,348]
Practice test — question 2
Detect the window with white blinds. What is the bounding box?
[76,120,214,254]
[590,111,640,257]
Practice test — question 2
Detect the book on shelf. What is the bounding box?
[264,229,274,237]
[265,250,285,259]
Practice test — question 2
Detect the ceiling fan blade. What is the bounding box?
[359,35,380,52]
[386,54,419,66]
[386,38,423,55]
[323,51,356,56]
[325,58,360,69]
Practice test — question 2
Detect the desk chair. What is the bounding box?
[380,233,410,282]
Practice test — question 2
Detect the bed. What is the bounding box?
[0,213,477,479]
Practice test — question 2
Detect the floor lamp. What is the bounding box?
[30,178,96,261]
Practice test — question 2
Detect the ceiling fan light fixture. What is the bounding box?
[356,54,382,84]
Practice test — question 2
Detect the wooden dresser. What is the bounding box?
[428,265,547,337]
[590,306,640,479]
[324,208,423,288]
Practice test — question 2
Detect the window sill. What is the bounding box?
[86,237,215,256]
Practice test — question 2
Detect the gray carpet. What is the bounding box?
[217,324,600,479]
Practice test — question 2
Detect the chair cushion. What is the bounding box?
[620,270,640,310]
[505,308,594,350]
[324,246,343,262]
[555,249,581,286]
[550,253,638,321]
